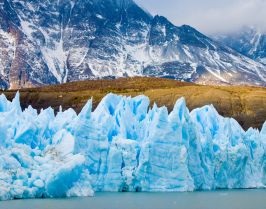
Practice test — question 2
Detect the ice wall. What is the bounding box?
[0,93,265,200]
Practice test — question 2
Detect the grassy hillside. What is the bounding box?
[2,77,266,130]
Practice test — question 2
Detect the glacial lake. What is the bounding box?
[0,190,266,209]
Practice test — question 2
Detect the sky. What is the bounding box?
[135,0,266,35]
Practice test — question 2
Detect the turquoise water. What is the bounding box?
[0,190,266,209]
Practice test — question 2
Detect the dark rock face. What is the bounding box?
[0,0,266,89]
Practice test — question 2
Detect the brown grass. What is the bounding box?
[2,77,266,130]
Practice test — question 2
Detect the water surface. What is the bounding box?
[1,190,265,209]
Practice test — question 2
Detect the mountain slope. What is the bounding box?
[0,0,266,89]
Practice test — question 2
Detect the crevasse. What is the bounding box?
[0,92,265,200]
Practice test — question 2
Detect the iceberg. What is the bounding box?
[0,92,265,200]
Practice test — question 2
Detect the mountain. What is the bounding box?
[214,27,266,66]
[1,0,266,89]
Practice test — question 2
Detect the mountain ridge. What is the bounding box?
[0,0,266,89]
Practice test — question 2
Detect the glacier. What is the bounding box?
[0,92,266,200]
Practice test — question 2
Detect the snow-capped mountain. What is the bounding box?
[1,0,266,89]
[214,27,266,66]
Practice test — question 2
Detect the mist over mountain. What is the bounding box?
[214,27,266,66]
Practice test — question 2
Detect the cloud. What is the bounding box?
[135,0,266,34]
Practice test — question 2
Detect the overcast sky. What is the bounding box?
[135,0,266,35]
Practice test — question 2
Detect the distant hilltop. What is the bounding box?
[2,77,266,130]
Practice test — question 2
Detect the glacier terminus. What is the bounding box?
[0,92,266,200]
